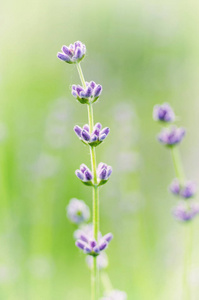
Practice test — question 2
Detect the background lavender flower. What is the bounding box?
[75,232,113,256]
[169,179,196,199]
[57,41,86,64]
[71,81,102,104]
[66,198,90,224]
[74,123,110,146]
[101,290,127,300]
[173,202,199,221]
[158,126,185,146]
[153,103,175,122]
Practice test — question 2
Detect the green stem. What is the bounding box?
[76,63,99,300]
[182,224,193,300]
[170,146,185,184]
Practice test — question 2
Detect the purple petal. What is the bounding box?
[99,168,107,180]
[75,170,84,181]
[80,234,89,243]
[90,81,96,89]
[99,241,108,251]
[90,134,98,142]
[74,125,82,138]
[90,240,97,248]
[93,246,100,254]
[103,233,113,243]
[107,166,112,178]
[62,46,73,57]
[99,133,107,141]
[84,170,93,181]
[74,47,82,59]
[75,240,86,250]
[80,164,87,173]
[83,124,90,132]
[100,127,110,136]
[81,129,90,142]
[57,53,71,62]
[93,85,102,97]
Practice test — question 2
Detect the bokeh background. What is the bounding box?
[1,0,199,299]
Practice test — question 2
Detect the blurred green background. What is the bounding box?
[1,0,199,299]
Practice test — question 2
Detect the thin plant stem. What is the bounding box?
[76,62,99,300]
[170,146,192,300]
[170,146,186,184]
[182,224,193,300]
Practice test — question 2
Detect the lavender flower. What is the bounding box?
[74,123,110,146]
[86,252,108,270]
[75,232,113,256]
[66,198,90,224]
[97,163,112,186]
[153,103,175,122]
[101,290,127,300]
[158,126,185,146]
[75,164,93,186]
[57,41,86,64]
[170,179,197,199]
[71,81,102,104]
[173,202,199,221]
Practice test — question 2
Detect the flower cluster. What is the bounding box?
[158,126,185,146]
[67,198,90,224]
[72,81,102,104]
[74,122,110,147]
[153,103,175,122]
[170,179,196,199]
[57,41,86,64]
[153,103,199,222]
[173,202,199,222]
[75,232,113,256]
[101,290,127,300]
[75,163,112,186]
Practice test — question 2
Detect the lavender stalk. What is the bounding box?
[153,103,199,300]
[58,41,113,300]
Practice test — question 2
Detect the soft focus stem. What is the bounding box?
[77,62,99,300]
[170,146,192,299]
[170,146,185,184]
[182,224,193,300]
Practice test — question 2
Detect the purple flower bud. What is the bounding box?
[94,123,102,130]
[62,46,73,57]
[90,240,97,248]
[80,233,89,243]
[107,166,112,178]
[84,246,92,254]
[84,87,92,98]
[57,41,86,64]
[75,170,84,181]
[173,202,199,222]
[181,181,197,199]
[90,81,96,89]
[158,126,186,146]
[99,241,108,251]
[83,124,90,132]
[99,134,107,141]
[74,125,82,138]
[153,103,175,122]
[76,240,87,250]
[94,85,102,97]
[93,246,100,254]
[80,164,87,173]
[100,127,110,136]
[103,233,113,243]
[90,134,98,142]
[57,53,71,62]
[169,178,180,195]
[81,129,91,142]
[99,168,107,180]
[84,169,93,181]
[93,128,100,137]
